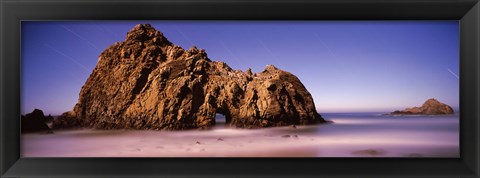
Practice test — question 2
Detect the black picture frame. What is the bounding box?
[1,0,479,177]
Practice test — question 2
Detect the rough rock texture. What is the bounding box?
[53,24,325,130]
[390,98,454,115]
[22,109,53,133]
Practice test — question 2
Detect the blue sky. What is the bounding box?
[21,21,459,115]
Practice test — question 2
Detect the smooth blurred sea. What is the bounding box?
[22,112,459,157]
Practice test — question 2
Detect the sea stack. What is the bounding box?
[22,109,53,133]
[53,24,325,130]
[389,98,454,115]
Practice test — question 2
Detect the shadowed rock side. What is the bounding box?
[53,24,325,130]
[22,109,53,133]
[389,98,454,115]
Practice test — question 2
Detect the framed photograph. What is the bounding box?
[1,0,479,177]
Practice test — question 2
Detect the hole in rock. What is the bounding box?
[215,113,227,126]
[214,108,232,128]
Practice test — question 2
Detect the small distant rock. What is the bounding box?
[389,98,454,115]
[21,109,53,133]
[217,138,224,141]
[281,135,291,138]
[195,141,201,144]
[25,109,44,121]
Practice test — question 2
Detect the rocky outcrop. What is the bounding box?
[389,98,454,115]
[52,24,325,130]
[22,109,53,133]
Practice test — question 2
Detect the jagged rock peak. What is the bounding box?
[263,64,278,72]
[423,98,443,107]
[125,24,172,46]
[245,68,253,76]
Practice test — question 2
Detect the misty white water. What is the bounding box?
[22,113,459,157]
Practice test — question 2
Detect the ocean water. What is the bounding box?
[22,112,459,157]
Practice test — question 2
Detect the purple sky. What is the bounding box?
[21,21,459,115]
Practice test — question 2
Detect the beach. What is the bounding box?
[22,113,459,157]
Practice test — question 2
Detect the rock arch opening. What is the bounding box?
[214,108,231,127]
[214,113,227,126]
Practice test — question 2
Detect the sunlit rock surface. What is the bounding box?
[53,24,325,130]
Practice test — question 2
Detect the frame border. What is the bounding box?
[1,0,479,177]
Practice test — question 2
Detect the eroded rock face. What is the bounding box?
[390,98,454,115]
[53,24,325,130]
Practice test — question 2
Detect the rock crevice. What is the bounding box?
[53,24,325,130]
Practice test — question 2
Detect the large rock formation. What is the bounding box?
[389,98,454,115]
[53,24,325,130]
[22,109,53,133]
